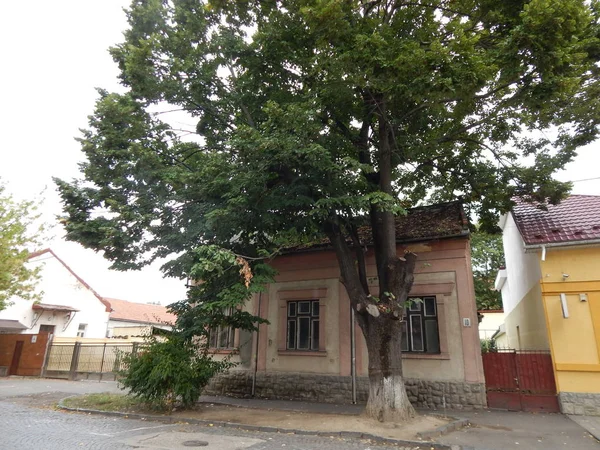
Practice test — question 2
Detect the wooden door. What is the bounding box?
[9,341,24,375]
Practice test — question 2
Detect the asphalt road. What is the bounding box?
[0,378,420,450]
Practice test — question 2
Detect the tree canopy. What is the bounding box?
[56,0,600,421]
[0,181,43,310]
[470,231,505,311]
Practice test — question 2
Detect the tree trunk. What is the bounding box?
[326,224,418,422]
[360,313,416,422]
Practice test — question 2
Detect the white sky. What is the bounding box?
[0,1,598,305]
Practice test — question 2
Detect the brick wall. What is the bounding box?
[0,333,50,376]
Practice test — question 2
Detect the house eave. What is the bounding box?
[524,239,600,253]
[285,231,470,255]
[109,317,173,326]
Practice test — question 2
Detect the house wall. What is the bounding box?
[207,301,256,369]
[478,311,505,341]
[207,238,486,409]
[110,325,152,337]
[0,255,110,338]
[501,213,543,315]
[499,213,549,349]
[107,319,173,338]
[539,246,600,415]
[503,284,549,350]
[494,329,509,348]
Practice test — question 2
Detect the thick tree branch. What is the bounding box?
[349,223,370,294]
[325,218,368,311]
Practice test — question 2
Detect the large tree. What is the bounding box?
[0,181,43,310]
[56,0,599,421]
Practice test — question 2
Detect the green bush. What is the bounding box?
[118,335,232,411]
[480,338,497,353]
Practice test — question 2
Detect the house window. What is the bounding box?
[401,296,440,353]
[286,300,319,350]
[208,308,235,349]
[77,323,87,338]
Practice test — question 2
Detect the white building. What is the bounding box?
[0,249,111,338]
[478,309,505,341]
[105,297,175,338]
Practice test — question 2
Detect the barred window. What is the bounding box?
[286,300,320,351]
[400,296,440,353]
[208,308,235,349]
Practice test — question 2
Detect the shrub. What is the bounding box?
[480,338,497,353]
[118,335,232,411]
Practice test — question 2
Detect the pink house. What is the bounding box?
[206,202,486,409]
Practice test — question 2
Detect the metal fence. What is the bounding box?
[44,342,142,379]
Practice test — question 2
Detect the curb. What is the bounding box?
[416,415,471,440]
[57,398,467,449]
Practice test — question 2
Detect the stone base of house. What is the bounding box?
[559,392,600,416]
[204,370,486,409]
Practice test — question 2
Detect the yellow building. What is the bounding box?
[497,195,600,415]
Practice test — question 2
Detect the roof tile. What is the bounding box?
[106,298,176,325]
[512,195,600,246]
[291,201,468,251]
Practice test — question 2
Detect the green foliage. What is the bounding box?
[0,180,44,310]
[471,232,505,311]
[480,338,498,353]
[119,335,232,411]
[54,0,600,419]
[55,0,600,278]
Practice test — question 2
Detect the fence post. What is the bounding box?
[40,334,53,378]
[99,343,107,382]
[68,342,81,381]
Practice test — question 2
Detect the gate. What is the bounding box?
[482,349,559,413]
[0,334,50,377]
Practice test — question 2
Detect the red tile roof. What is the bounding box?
[28,249,112,312]
[512,195,600,246]
[106,298,176,325]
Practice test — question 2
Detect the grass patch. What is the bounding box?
[62,393,147,413]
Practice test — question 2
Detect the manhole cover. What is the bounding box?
[182,440,209,447]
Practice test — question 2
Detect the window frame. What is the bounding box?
[286,299,320,351]
[401,296,440,354]
[208,307,236,350]
[76,323,87,338]
[277,288,328,355]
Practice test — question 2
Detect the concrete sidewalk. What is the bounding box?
[0,376,122,398]
[437,409,599,450]
[569,415,600,442]
[200,394,600,449]
[2,378,599,449]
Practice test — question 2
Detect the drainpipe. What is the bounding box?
[251,292,262,397]
[351,307,357,404]
[541,245,547,261]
